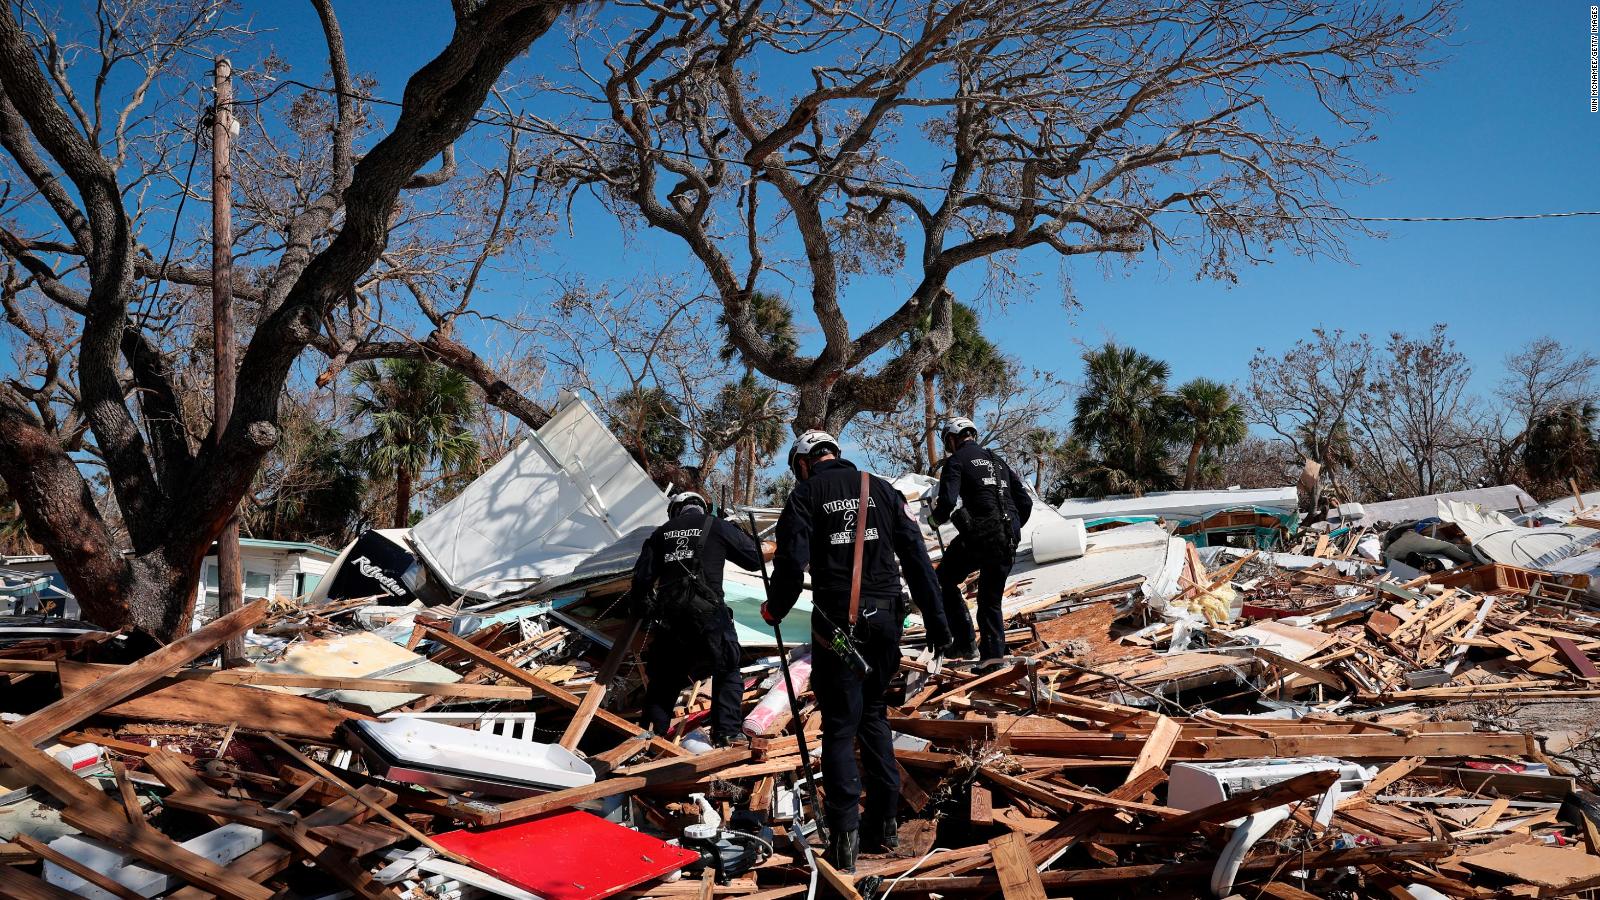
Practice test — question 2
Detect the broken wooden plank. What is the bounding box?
[814,855,863,900]
[970,784,995,827]
[890,841,1449,891]
[420,622,687,757]
[490,747,751,825]
[262,733,462,863]
[57,799,275,900]
[0,865,84,900]
[55,661,366,741]
[14,833,145,900]
[1123,714,1179,785]
[989,831,1047,900]
[1151,769,1339,834]
[1001,728,1535,760]
[12,598,269,746]
[1553,636,1600,679]
[1342,756,1426,810]
[559,683,608,750]
[980,767,1181,819]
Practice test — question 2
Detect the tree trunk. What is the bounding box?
[922,370,939,474]
[743,437,758,506]
[393,466,413,529]
[1184,438,1204,490]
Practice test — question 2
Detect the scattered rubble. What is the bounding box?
[5,414,1600,899]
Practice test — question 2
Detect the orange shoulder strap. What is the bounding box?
[847,471,870,626]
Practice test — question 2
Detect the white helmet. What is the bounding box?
[668,491,707,518]
[787,429,839,479]
[942,416,978,452]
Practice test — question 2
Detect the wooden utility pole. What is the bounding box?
[212,57,244,666]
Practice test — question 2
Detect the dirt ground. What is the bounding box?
[1438,698,1600,778]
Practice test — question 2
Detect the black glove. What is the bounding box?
[924,621,953,655]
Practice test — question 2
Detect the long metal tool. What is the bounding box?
[746,511,827,841]
[921,496,946,554]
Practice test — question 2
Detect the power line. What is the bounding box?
[241,78,1600,226]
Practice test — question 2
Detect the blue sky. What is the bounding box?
[15,2,1599,428]
[256,1,1595,411]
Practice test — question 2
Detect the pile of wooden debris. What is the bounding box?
[5,541,1600,900]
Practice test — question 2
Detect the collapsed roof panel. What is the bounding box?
[410,396,668,600]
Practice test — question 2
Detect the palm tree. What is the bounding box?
[1021,428,1057,492]
[1525,400,1600,491]
[348,359,482,529]
[1174,378,1248,490]
[913,302,1004,471]
[1071,343,1179,496]
[717,292,797,492]
[718,291,798,368]
[248,413,368,545]
[610,386,689,479]
[706,374,788,504]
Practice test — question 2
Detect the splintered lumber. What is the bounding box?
[0,723,121,813]
[55,661,366,741]
[166,786,393,900]
[1000,726,1534,760]
[0,865,83,900]
[420,622,687,757]
[888,842,1449,892]
[1460,844,1600,893]
[971,784,995,826]
[923,661,1027,707]
[989,832,1047,900]
[815,857,864,900]
[1123,715,1179,785]
[1151,769,1338,834]
[489,747,751,825]
[11,598,268,746]
[979,767,1182,819]
[1342,756,1426,809]
[1553,636,1600,679]
[263,733,461,863]
[161,667,537,699]
[14,833,145,900]
[560,683,608,750]
[1259,883,1322,900]
[0,841,37,864]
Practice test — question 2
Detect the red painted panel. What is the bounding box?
[435,810,701,900]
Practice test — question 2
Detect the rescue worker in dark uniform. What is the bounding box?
[760,430,950,872]
[931,417,1032,667]
[630,491,763,746]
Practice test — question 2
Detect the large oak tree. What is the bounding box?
[541,0,1453,434]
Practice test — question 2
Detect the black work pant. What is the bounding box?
[938,534,1014,661]
[641,610,744,741]
[811,600,901,833]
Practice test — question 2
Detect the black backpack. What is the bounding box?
[956,449,1020,558]
[649,516,727,634]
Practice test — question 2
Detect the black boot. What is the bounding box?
[827,828,859,873]
[860,816,898,853]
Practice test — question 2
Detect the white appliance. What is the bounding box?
[348,716,595,798]
[1169,757,1374,897]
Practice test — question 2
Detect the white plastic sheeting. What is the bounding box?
[1057,486,1299,521]
[1436,499,1596,567]
[410,396,668,599]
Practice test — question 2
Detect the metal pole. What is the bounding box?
[747,512,827,841]
[212,57,243,665]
